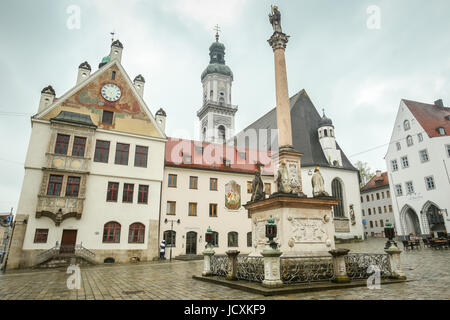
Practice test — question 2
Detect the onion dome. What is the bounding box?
[319,110,334,128]
[201,38,233,81]
[79,61,91,71]
[156,108,166,117]
[41,85,55,95]
[134,74,145,83]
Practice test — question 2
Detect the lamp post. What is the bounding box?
[265,216,278,250]
[384,221,396,249]
[164,218,180,262]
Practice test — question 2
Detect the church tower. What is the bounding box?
[318,110,342,166]
[197,29,237,143]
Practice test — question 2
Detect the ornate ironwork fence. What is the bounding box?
[210,255,229,277]
[236,256,264,282]
[345,253,392,279]
[281,256,335,284]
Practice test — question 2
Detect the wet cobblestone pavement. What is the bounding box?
[0,238,448,300]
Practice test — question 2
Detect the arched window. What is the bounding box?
[103,221,121,243]
[164,230,176,247]
[330,129,334,137]
[331,179,345,217]
[218,125,226,143]
[228,231,238,247]
[324,129,328,137]
[210,90,213,100]
[219,97,225,105]
[202,127,206,141]
[247,232,252,247]
[406,135,413,146]
[128,223,145,243]
[403,120,410,131]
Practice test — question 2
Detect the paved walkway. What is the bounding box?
[0,238,448,300]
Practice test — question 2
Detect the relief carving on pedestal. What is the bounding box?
[290,218,328,243]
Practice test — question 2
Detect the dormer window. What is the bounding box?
[403,120,410,131]
[183,153,192,164]
[437,127,446,135]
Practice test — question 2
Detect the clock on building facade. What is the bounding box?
[101,83,121,102]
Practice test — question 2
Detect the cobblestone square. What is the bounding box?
[0,239,448,300]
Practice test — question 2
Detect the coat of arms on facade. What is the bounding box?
[225,180,241,210]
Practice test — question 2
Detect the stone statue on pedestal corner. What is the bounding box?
[251,170,265,202]
[276,160,292,194]
[312,167,329,197]
[269,5,282,33]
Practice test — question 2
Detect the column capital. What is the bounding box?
[268,32,290,51]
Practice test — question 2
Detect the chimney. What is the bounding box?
[77,61,91,84]
[110,40,123,63]
[434,99,444,108]
[376,170,381,177]
[133,74,145,97]
[155,108,167,133]
[38,85,56,113]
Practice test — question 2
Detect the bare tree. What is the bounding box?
[354,161,374,188]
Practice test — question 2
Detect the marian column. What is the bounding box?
[268,6,305,197]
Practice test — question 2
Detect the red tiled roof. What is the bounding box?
[165,137,274,175]
[360,172,389,192]
[403,99,450,138]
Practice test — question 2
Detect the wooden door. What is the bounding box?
[186,231,197,255]
[60,230,77,254]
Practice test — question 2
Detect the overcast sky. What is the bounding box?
[1,0,450,213]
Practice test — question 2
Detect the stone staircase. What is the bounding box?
[174,254,204,261]
[34,244,96,268]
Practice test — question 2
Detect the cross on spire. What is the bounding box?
[213,24,221,42]
[110,31,115,42]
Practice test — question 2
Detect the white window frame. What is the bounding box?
[401,156,409,168]
[395,184,403,196]
[403,120,411,131]
[406,135,413,147]
[405,181,414,194]
[391,159,398,171]
[425,176,436,190]
[419,149,429,163]
[396,142,401,151]
[418,133,423,142]
[446,145,450,158]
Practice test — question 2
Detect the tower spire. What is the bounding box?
[213,24,221,42]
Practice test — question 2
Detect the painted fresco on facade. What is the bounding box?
[225,180,241,210]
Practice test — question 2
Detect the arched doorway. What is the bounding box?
[186,231,197,255]
[401,206,421,237]
[425,204,446,237]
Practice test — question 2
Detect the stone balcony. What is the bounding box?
[36,195,84,226]
[45,153,91,173]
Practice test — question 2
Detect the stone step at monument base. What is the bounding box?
[35,255,94,269]
[174,254,204,261]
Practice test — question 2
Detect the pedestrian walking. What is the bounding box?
[160,240,166,260]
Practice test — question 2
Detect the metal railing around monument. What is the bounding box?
[344,253,392,280]
[281,256,335,284]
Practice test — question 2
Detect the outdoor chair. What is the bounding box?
[402,240,411,250]
[422,238,431,248]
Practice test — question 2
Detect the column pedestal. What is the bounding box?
[261,245,283,288]
[225,250,240,280]
[385,244,406,280]
[202,245,215,276]
[329,248,350,283]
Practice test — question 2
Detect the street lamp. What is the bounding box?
[205,226,213,249]
[265,216,278,250]
[164,218,180,262]
[384,221,396,249]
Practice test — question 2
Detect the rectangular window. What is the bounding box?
[54,134,70,155]
[115,143,130,165]
[210,178,218,191]
[401,156,409,168]
[391,160,398,171]
[167,201,176,215]
[396,142,401,151]
[134,146,148,167]
[168,174,177,188]
[389,205,393,212]
[368,208,371,215]
[418,133,423,142]
[47,175,63,196]
[366,195,370,202]
[362,209,365,216]
[102,110,114,125]
[94,140,110,163]
[376,193,380,200]
[419,149,429,163]
[138,185,149,204]
[387,190,390,198]
[378,207,382,214]
[382,192,385,199]
[361,196,363,203]
[380,220,384,227]
[406,181,414,194]
[106,182,119,202]
[370,221,373,228]
[247,181,252,194]
[384,206,387,213]
[395,184,403,196]
[371,194,374,201]
[34,229,49,243]
[209,203,218,217]
[188,202,197,216]
[447,145,450,158]
[265,183,271,195]
[189,176,198,189]
[425,176,435,190]
[72,137,86,157]
[122,183,134,203]
[375,221,378,227]
[65,176,80,197]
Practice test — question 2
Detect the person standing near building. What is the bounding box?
[160,240,166,260]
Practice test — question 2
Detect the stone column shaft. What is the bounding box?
[202,246,215,276]
[385,245,406,280]
[329,248,350,283]
[225,250,240,280]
